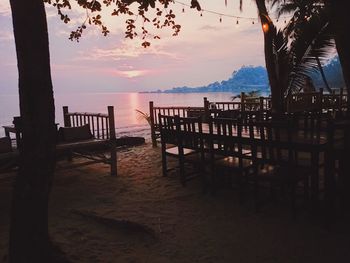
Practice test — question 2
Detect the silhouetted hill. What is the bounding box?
[145,65,270,94]
[142,59,345,94]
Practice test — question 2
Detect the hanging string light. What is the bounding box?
[173,1,292,27]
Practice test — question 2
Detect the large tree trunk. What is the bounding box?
[9,0,56,262]
[329,1,350,114]
[255,0,284,114]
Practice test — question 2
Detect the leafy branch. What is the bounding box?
[45,0,202,47]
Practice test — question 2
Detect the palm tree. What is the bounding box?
[254,0,335,112]
[272,0,334,95]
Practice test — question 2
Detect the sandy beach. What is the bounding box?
[1,142,350,263]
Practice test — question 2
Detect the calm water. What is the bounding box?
[0,92,235,138]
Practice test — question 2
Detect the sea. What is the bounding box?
[0,92,238,139]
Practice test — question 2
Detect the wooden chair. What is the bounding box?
[158,114,204,185]
[207,117,255,198]
[250,120,312,217]
[176,115,206,186]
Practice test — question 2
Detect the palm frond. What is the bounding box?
[135,109,152,126]
[286,14,335,95]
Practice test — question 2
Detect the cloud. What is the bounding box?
[0,2,11,17]
[0,30,13,41]
[198,25,228,31]
[75,41,181,62]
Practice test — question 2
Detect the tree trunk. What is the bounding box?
[329,1,350,114]
[255,0,284,114]
[9,0,56,262]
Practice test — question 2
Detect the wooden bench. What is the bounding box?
[9,106,117,176]
[57,106,117,176]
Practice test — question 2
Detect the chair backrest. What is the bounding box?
[254,120,295,166]
[158,114,178,145]
[176,116,204,153]
[208,117,253,168]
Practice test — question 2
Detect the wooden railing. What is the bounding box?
[287,88,348,115]
[149,89,348,147]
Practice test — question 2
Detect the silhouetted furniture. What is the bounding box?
[207,117,255,198]
[176,115,206,186]
[0,136,18,173]
[204,95,272,122]
[249,120,312,216]
[287,91,323,113]
[57,106,117,176]
[149,101,205,147]
[159,114,207,186]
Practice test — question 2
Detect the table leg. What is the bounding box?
[324,148,336,226]
[311,150,320,208]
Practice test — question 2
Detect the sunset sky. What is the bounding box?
[0,0,272,94]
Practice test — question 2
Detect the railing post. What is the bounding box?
[339,88,344,113]
[149,101,157,147]
[108,106,117,176]
[241,92,245,112]
[63,106,71,127]
[319,88,324,112]
[204,97,209,122]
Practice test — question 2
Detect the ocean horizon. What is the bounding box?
[0,91,249,138]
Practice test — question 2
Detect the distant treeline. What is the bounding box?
[143,57,345,94]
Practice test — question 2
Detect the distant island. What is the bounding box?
[141,57,345,94]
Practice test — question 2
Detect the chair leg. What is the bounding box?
[254,175,260,212]
[291,182,297,220]
[110,146,117,176]
[161,143,167,177]
[303,176,310,201]
[238,173,244,205]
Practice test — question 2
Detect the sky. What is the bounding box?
[0,0,268,94]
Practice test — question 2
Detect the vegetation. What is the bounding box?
[135,109,151,126]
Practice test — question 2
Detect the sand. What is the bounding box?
[1,142,350,262]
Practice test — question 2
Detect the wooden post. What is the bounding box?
[339,88,344,113]
[63,106,71,127]
[108,106,117,176]
[149,101,157,147]
[241,92,245,112]
[319,88,324,112]
[259,97,264,111]
[13,116,22,150]
[204,97,209,122]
